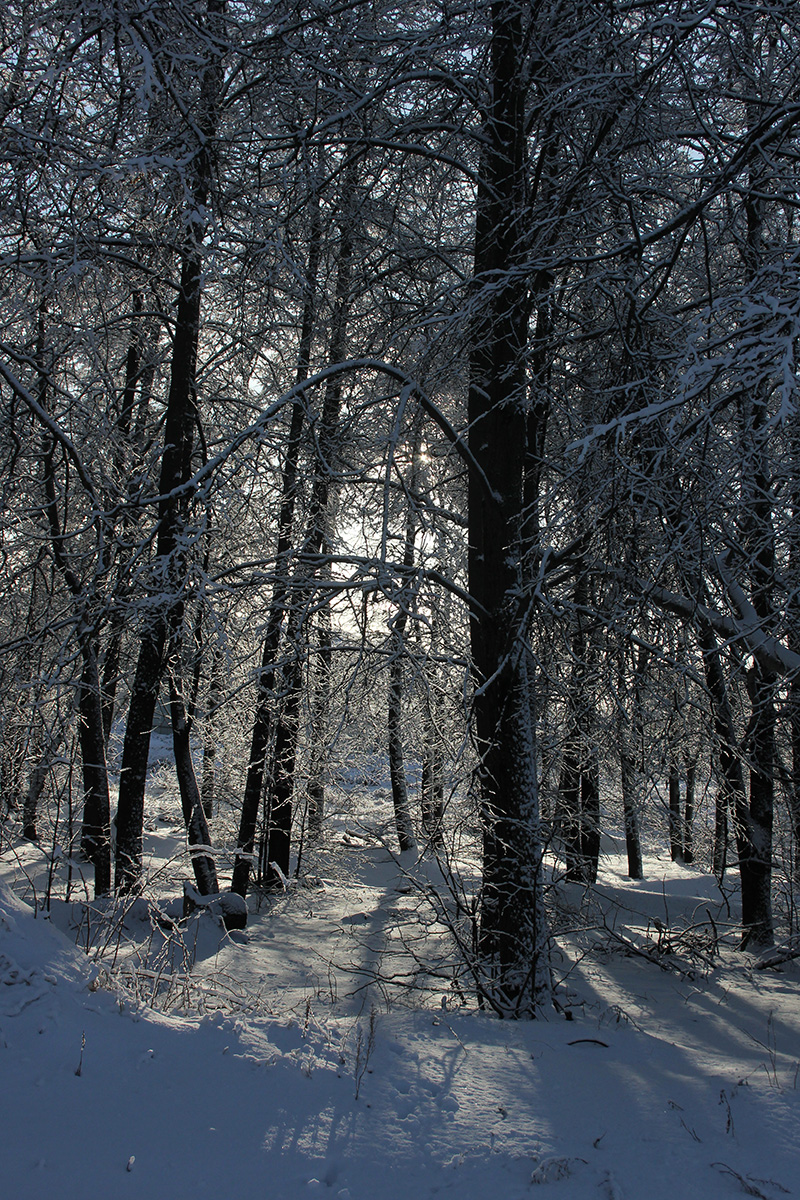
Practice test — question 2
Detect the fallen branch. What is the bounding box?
[753,945,800,970]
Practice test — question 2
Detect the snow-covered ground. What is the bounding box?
[2,786,799,1200]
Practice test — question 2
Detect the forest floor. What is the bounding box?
[1,772,800,1200]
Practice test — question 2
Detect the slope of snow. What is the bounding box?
[1,814,799,1200]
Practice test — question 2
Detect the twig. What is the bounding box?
[712,1162,789,1198]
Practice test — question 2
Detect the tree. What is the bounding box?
[466,0,551,1015]
[115,0,228,895]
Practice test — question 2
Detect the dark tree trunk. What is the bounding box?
[100,609,123,748]
[388,644,416,853]
[684,760,696,865]
[699,623,743,887]
[97,291,147,749]
[168,675,218,896]
[263,638,303,885]
[560,742,582,881]
[733,8,775,950]
[76,649,112,894]
[560,577,600,884]
[232,191,320,898]
[562,752,602,884]
[114,245,202,891]
[420,705,445,850]
[620,746,644,880]
[790,571,800,887]
[714,787,729,883]
[468,1,551,1014]
[37,298,112,895]
[713,776,729,881]
[737,419,776,947]
[201,648,222,819]
[258,174,355,892]
[580,750,600,885]
[697,620,772,944]
[617,645,645,880]
[115,624,166,890]
[115,0,226,892]
[23,761,47,842]
[386,427,422,855]
[562,744,600,885]
[306,602,331,841]
[669,764,683,862]
[741,658,775,948]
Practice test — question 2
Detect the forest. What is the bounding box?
[3,2,800,1196]
[2,0,800,1021]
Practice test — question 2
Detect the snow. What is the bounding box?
[2,800,800,1200]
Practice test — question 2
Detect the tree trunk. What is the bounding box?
[468,1,551,1015]
[76,648,112,894]
[114,242,202,891]
[306,613,331,841]
[388,644,416,853]
[732,7,776,950]
[115,0,226,892]
[386,423,423,855]
[115,623,166,891]
[232,188,320,898]
[263,628,303,886]
[696,620,771,944]
[23,761,47,842]
[100,608,123,747]
[713,776,728,882]
[258,171,355,891]
[620,745,644,880]
[560,740,582,881]
[684,759,695,865]
[201,648,222,820]
[168,673,218,897]
[669,764,683,862]
[37,298,112,896]
[741,658,775,948]
[560,576,600,884]
[420,702,445,850]
[580,750,600,885]
[617,646,645,880]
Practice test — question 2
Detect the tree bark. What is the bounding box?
[669,764,683,863]
[468,1,551,1015]
[231,188,321,898]
[617,645,645,880]
[168,670,218,897]
[387,424,423,855]
[201,647,222,819]
[114,244,203,891]
[23,761,47,843]
[684,759,695,865]
[259,170,355,890]
[421,701,445,850]
[559,576,601,884]
[306,611,331,841]
[620,745,644,881]
[37,300,112,895]
[115,0,226,892]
